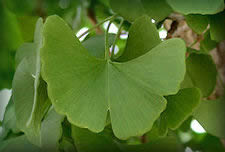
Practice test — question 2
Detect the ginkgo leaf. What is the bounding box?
[193,98,225,139]
[0,135,40,152]
[110,0,145,22]
[200,31,217,52]
[119,136,183,152]
[147,88,201,139]
[209,11,225,42]
[15,42,35,67]
[166,0,224,15]
[72,126,121,152]
[12,18,51,146]
[141,0,173,22]
[182,53,217,97]
[110,0,172,22]
[82,34,115,59]
[185,15,208,34]
[117,15,161,62]
[41,15,186,139]
[41,107,64,151]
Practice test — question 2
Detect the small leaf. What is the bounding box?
[164,88,201,129]
[41,15,186,139]
[82,34,115,59]
[182,53,217,97]
[13,18,51,146]
[200,30,218,52]
[166,0,224,15]
[0,135,40,152]
[15,43,35,67]
[193,98,225,139]
[117,15,161,62]
[40,107,64,151]
[209,11,225,42]
[110,0,172,22]
[119,136,183,152]
[110,0,145,22]
[148,88,201,139]
[141,0,173,22]
[185,14,208,34]
[72,126,121,152]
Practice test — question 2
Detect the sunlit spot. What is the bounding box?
[185,147,193,152]
[110,45,119,55]
[103,21,118,34]
[191,119,206,134]
[76,27,89,42]
[151,19,156,23]
[159,28,167,39]
[120,31,128,39]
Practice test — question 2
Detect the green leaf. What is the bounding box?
[164,88,201,129]
[110,0,145,22]
[110,0,172,22]
[13,18,51,146]
[148,88,201,139]
[182,53,217,97]
[40,107,64,151]
[117,15,161,62]
[82,34,115,59]
[72,126,121,152]
[59,138,77,152]
[41,15,186,139]
[193,98,225,139]
[200,30,218,52]
[1,98,19,134]
[185,15,208,34]
[0,135,40,152]
[141,0,173,22]
[209,11,225,42]
[166,0,224,15]
[15,43,35,67]
[119,136,183,152]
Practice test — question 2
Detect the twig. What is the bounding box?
[105,21,112,60]
[78,15,118,39]
[111,18,124,60]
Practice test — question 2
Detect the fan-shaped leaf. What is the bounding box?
[41,15,186,139]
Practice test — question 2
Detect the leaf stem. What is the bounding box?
[78,14,118,39]
[111,18,124,60]
[105,21,112,60]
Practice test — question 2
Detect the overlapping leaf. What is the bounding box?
[182,53,217,97]
[116,16,161,62]
[148,88,201,139]
[200,31,218,52]
[40,107,64,151]
[110,0,172,22]
[0,135,40,152]
[12,18,51,146]
[166,0,224,15]
[72,125,183,152]
[193,98,225,139]
[41,15,186,139]
[185,15,208,34]
[209,11,225,42]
